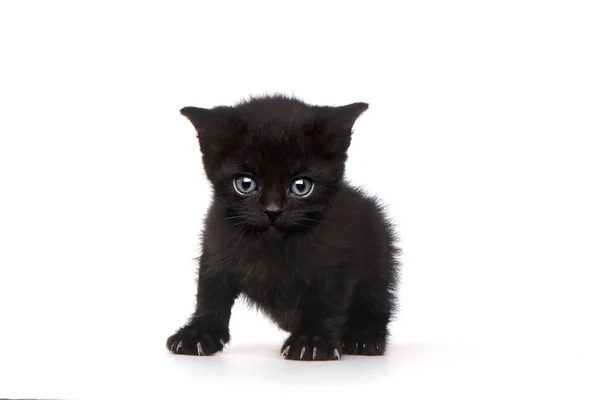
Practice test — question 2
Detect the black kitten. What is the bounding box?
[166,95,399,361]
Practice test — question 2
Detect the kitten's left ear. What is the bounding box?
[328,102,369,132]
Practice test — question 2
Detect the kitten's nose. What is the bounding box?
[263,204,283,221]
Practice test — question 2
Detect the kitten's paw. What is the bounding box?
[341,335,386,355]
[281,334,341,361]
[166,323,229,356]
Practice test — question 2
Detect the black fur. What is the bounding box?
[166,95,400,361]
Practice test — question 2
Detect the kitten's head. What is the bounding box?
[181,95,368,235]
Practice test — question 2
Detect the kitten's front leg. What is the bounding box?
[166,255,239,356]
[281,288,347,361]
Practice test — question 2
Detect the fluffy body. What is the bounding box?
[166,95,400,361]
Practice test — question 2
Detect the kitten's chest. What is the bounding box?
[235,251,308,312]
[237,258,307,332]
[238,258,302,298]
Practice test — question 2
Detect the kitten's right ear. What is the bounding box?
[180,106,217,140]
[180,106,229,157]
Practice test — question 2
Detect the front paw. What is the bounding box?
[341,331,387,355]
[166,322,229,356]
[281,334,341,361]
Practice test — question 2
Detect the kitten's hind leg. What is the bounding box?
[341,280,393,356]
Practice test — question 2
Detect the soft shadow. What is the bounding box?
[210,341,472,386]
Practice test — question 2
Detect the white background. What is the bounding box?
[1,1,599,398]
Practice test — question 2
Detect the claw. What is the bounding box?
[300,346,306,360]
[281,345,290,358]
[333,349,341,360]
[197,342,204,355]
[170,341,177,352]
[176,341,183,352]
[220,339,226,347]
[312,347,317,360]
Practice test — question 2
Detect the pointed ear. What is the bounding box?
[315,102,369,155]
[328,102,369,132]
[180,106,232,157]
[180,106,219,141]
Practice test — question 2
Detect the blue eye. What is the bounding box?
[290,178,313,197]
[233,176,257,195]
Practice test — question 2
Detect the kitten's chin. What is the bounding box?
[268,222,314,236]
[236,221,280,236]
[249,223,293,237]
[266,224,300,238]
[261,223,283,235]
[235,219,311,236]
